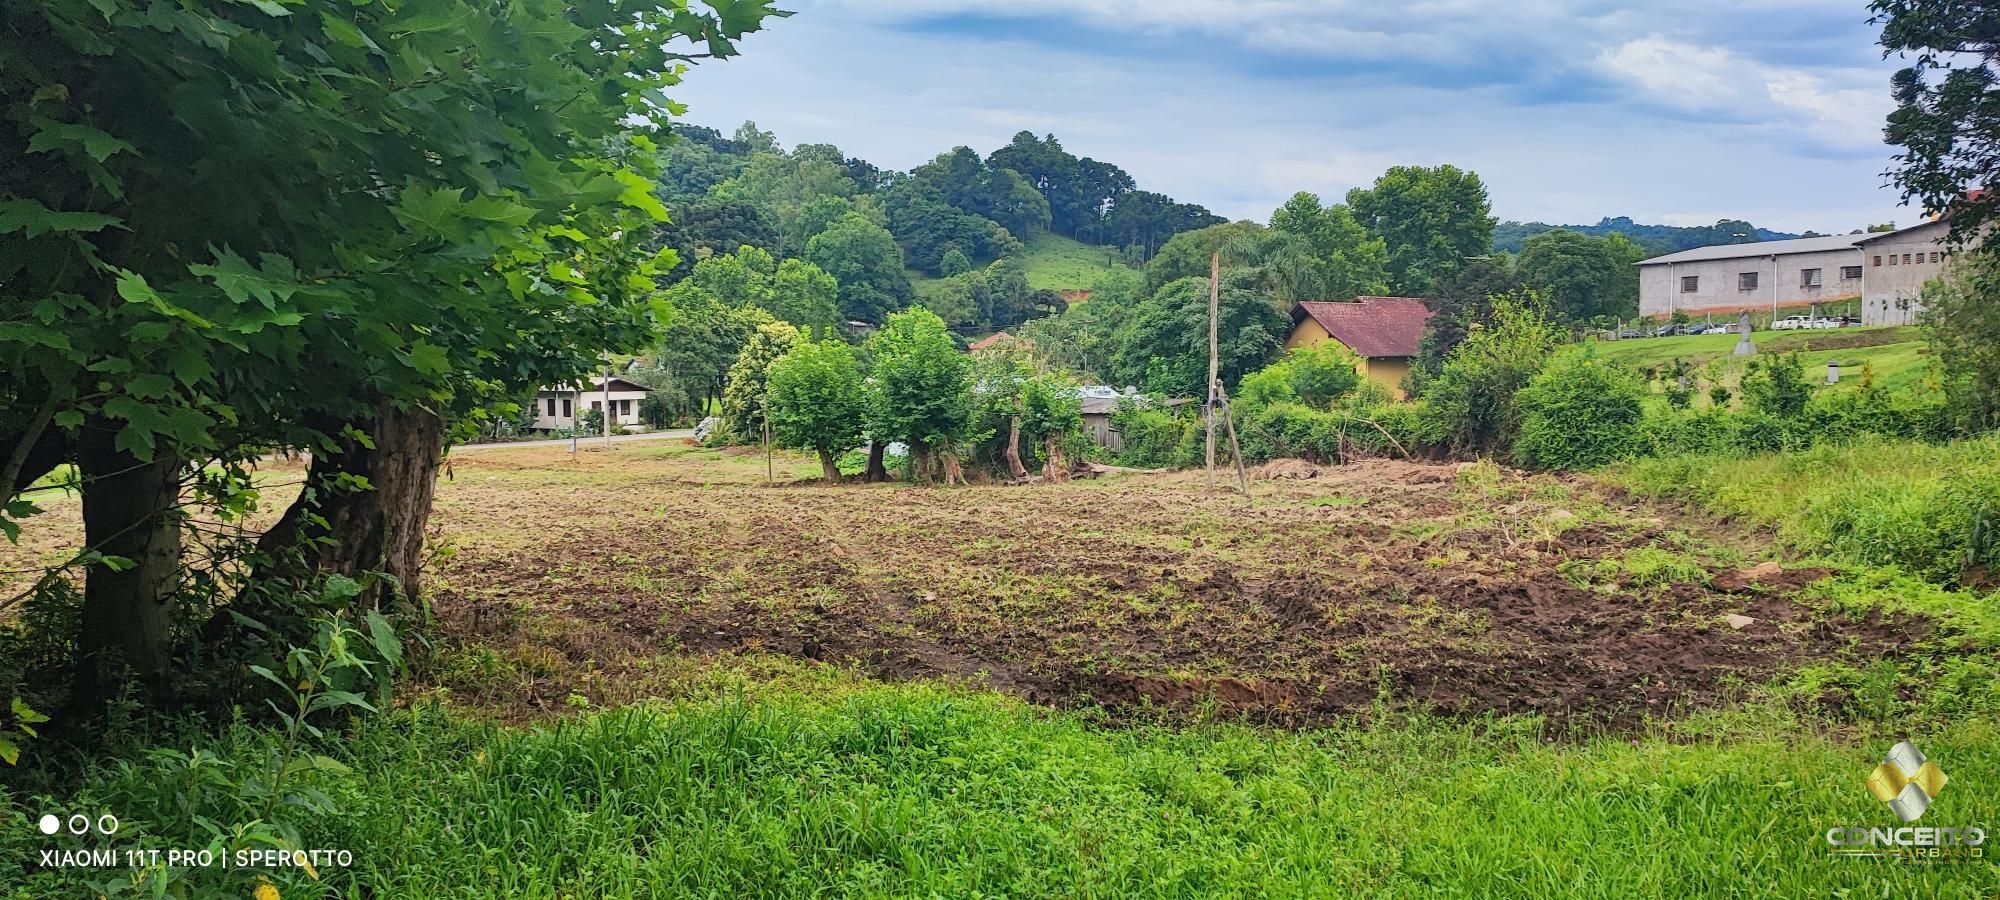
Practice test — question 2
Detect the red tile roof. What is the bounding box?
[1292,297,1433,359]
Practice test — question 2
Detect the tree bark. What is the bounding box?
[818,449,841,484]
[1004,416,1028,479]
[75,420,182,706]
[863,441,888,483]
[255,402,443,610]
[907,438,932,485]
[1042,435,1068,483]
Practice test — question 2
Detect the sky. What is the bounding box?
[671,0,1919,235]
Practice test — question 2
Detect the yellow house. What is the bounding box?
[1284,297,1433,399]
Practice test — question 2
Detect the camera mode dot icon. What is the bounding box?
[38,815,59,835]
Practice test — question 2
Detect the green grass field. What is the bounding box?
[9,673,1998,898]
[1591,326,1937,394]
[1019,232,1128,292]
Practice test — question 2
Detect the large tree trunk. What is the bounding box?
[818,449,841,484]
[907,438,932,485]
[1004,416,1028,479]
[256,402,443,610]
[75,420,182,706]
[1043,435,1069,483]
[863,441,888,483]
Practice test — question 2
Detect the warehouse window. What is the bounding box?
[1841,265,1863,280]
[1737,272,1757,291]
[1800,268,1822,287]
[1682,275,1700,293]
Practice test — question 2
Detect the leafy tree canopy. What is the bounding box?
[1111,271,1289,398]
[1346,164,1496,296]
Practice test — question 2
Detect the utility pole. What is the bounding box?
[602,362,612,451]
[1205,251,1219,491]
[569,385,577,461]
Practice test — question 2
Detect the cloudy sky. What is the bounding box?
[672,1,1917,234]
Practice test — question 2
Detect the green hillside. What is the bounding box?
[1019,232,1129,292]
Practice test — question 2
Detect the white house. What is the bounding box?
[532,377,650,431]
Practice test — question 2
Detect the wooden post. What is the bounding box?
[763,408,774,484]
[1205,251,1219,491]
[601,363,613,451]
[1219,393,1250,497]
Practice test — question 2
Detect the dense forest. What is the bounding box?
[1493,217,1824,255]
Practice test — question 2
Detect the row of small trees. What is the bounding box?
[712,308,1084,484]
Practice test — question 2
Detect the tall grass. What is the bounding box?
[1612,434,2000,587]
[5,682,1997,898]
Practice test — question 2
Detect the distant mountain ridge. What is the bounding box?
[1493,217,1810,256]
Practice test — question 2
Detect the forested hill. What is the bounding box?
[1493,217,1807,256]
[649,121,1222,330]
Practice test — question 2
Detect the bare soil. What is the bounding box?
[417,446,1927,729]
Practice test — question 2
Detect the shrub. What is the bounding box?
[1740,352,1810,418]
[1108,398,1194,468]
[1512,351,1646,470]
[1285,342,1363,407]
[1417,292,1565,456]
[1236,364,1298,411]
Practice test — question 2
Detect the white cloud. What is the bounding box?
[1597,36,1892,150]
[671,3,1911,233]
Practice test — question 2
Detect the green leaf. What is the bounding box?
[126,373,175,399]
[0,200,121,238]
[248,664,291,693]
[403,340,449,376]
[318,11,376,49]
[26,117,137,163]
[611,169,670,222]
[0,735,17,766]
[53,410,82,429]
[11,699,48,725]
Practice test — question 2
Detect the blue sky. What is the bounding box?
[672,1,1915,234]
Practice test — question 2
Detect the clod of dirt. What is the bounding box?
[1713,561,1826,592]
[1725,614,1756,630]
[1253,459,1321,480]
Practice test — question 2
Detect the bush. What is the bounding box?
[1511,351,1646,470]
[1417,292,1565,456]
[1740,352,1811,419]
[1108,398,1195,468]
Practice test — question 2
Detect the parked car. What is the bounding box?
[1811,317,1847,329]
[1652,323,1696,337]
[1616,328,1646,339]
[1696,324,1738,335]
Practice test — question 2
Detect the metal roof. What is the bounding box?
[1636,234,1865,266]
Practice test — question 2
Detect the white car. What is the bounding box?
[1772,315,1813,331]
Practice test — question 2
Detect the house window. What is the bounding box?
[1903,253,1913,264]
[1800,268,1822,288]
[1872,255,1882,267]
[619,399,632,418]
[546,397,556,416]
[1681,275,1700,293]
[1737,272,1757,291]
[1890,255,1899,265]
[1931,251,1941,263]
[561,397,572,417]
[591,401,602,411]
[1841,265,1863,280]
